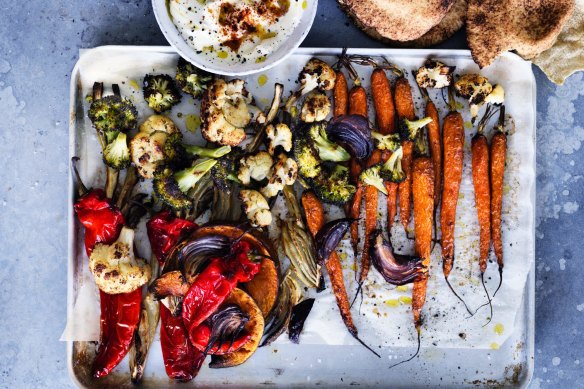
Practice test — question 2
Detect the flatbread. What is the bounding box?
[394,0,467,47]
[467,0,575,68]
[338,0,456,42]
[533,0,584,84]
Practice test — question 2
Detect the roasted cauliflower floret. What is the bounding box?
[485,84,505,105]
[454,74,493,122]
[415,60,455,89]
[130,115,180,179]
[130,131,168,179]
[300,92,331,123]
[298,58,337,93]
[261,154,298,198]
[237,151,273,185]
[284,58,336,112]
[240,189,272,227]
[89,227,151,294]
[202,78,253,146]
[139,114,180,136]
[266,123,292,155]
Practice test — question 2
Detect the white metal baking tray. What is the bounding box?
[66,46,535,388]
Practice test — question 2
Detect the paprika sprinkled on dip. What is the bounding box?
[170,0,304,64]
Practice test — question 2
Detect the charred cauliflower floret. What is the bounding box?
[485,84,505,105]
[300,92,331,123]
[261,154,298,198]
[202,78,253,146]
[89,227,151,294]
[298,58,337,93]
[415,60,455,89]
[237,151,273,185]
[266,123,292,155]
[454,74,493,121]
[130,115,180,179]
[240,189,272,227]
[285,58,336,113]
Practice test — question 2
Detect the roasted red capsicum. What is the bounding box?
[147,210,198,264]
[182,241,260,344]
[159,303,205,381]
[147,211,201,381]
[74,188,125,256]
[74,188,141,378]
[190,315,251,355]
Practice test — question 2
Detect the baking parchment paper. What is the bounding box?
[62,48,535,352]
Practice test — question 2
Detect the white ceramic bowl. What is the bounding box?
[152,0,318,76]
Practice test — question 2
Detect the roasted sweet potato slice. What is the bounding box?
[149,270,190,300]
[208,288,264,368]
[242,258,278,318]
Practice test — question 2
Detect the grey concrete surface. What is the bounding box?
[0,1,582,387]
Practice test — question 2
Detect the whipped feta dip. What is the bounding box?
[170,0,305,65]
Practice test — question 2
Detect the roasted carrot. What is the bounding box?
[349,86,368,117]
[347,85,368,270]
[334,71,349,117]
[370,69,399,233]
[491,106,507,298]
[301,191,379,357]
[355,150,383,295]
[438,87,475,314]
[385,181,398,227]
[412,157,434,328]
[471,132,491,274]
[440,108,464,278]
[354,69,388,298]
[302,191,356,333]
[371,69,396,134]
[394,77,416,233]
[425,100,442,207]
[491,134,506,267]
[348,186,363,257]
[490,133,506,269]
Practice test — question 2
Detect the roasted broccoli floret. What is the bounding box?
[312,165,356,206]
[360,165,387,194]
[300,92,331,123]
[175,57,213,98]
[153,168,192,211]
[308,122,350,162]
[371,132,401,151]
[237,151,273,186]
[161,132,190,169]
[143,74,182,113]
[399,117,433,141]
[285,58,336,112]
[175,158,218,193]
[103,132,131,170]
[266,123,292,155]
[415,60,455,89]
[153,159,217,211]
[293,136,322,179]
[88,95,138,139]
[381,146,406,183]
[211,152,241,190]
